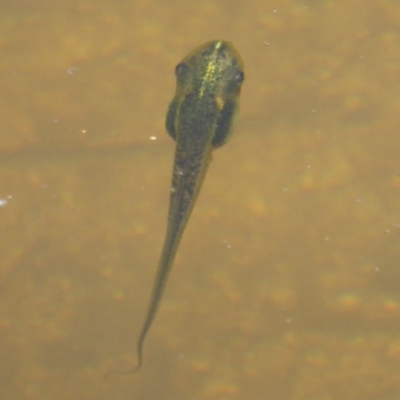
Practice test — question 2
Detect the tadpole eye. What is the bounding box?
[235,70,245,84]
[175,62,189,78]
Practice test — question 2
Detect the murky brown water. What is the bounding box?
[1,1,400,399]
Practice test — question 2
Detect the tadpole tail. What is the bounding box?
[104,352,142,381]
